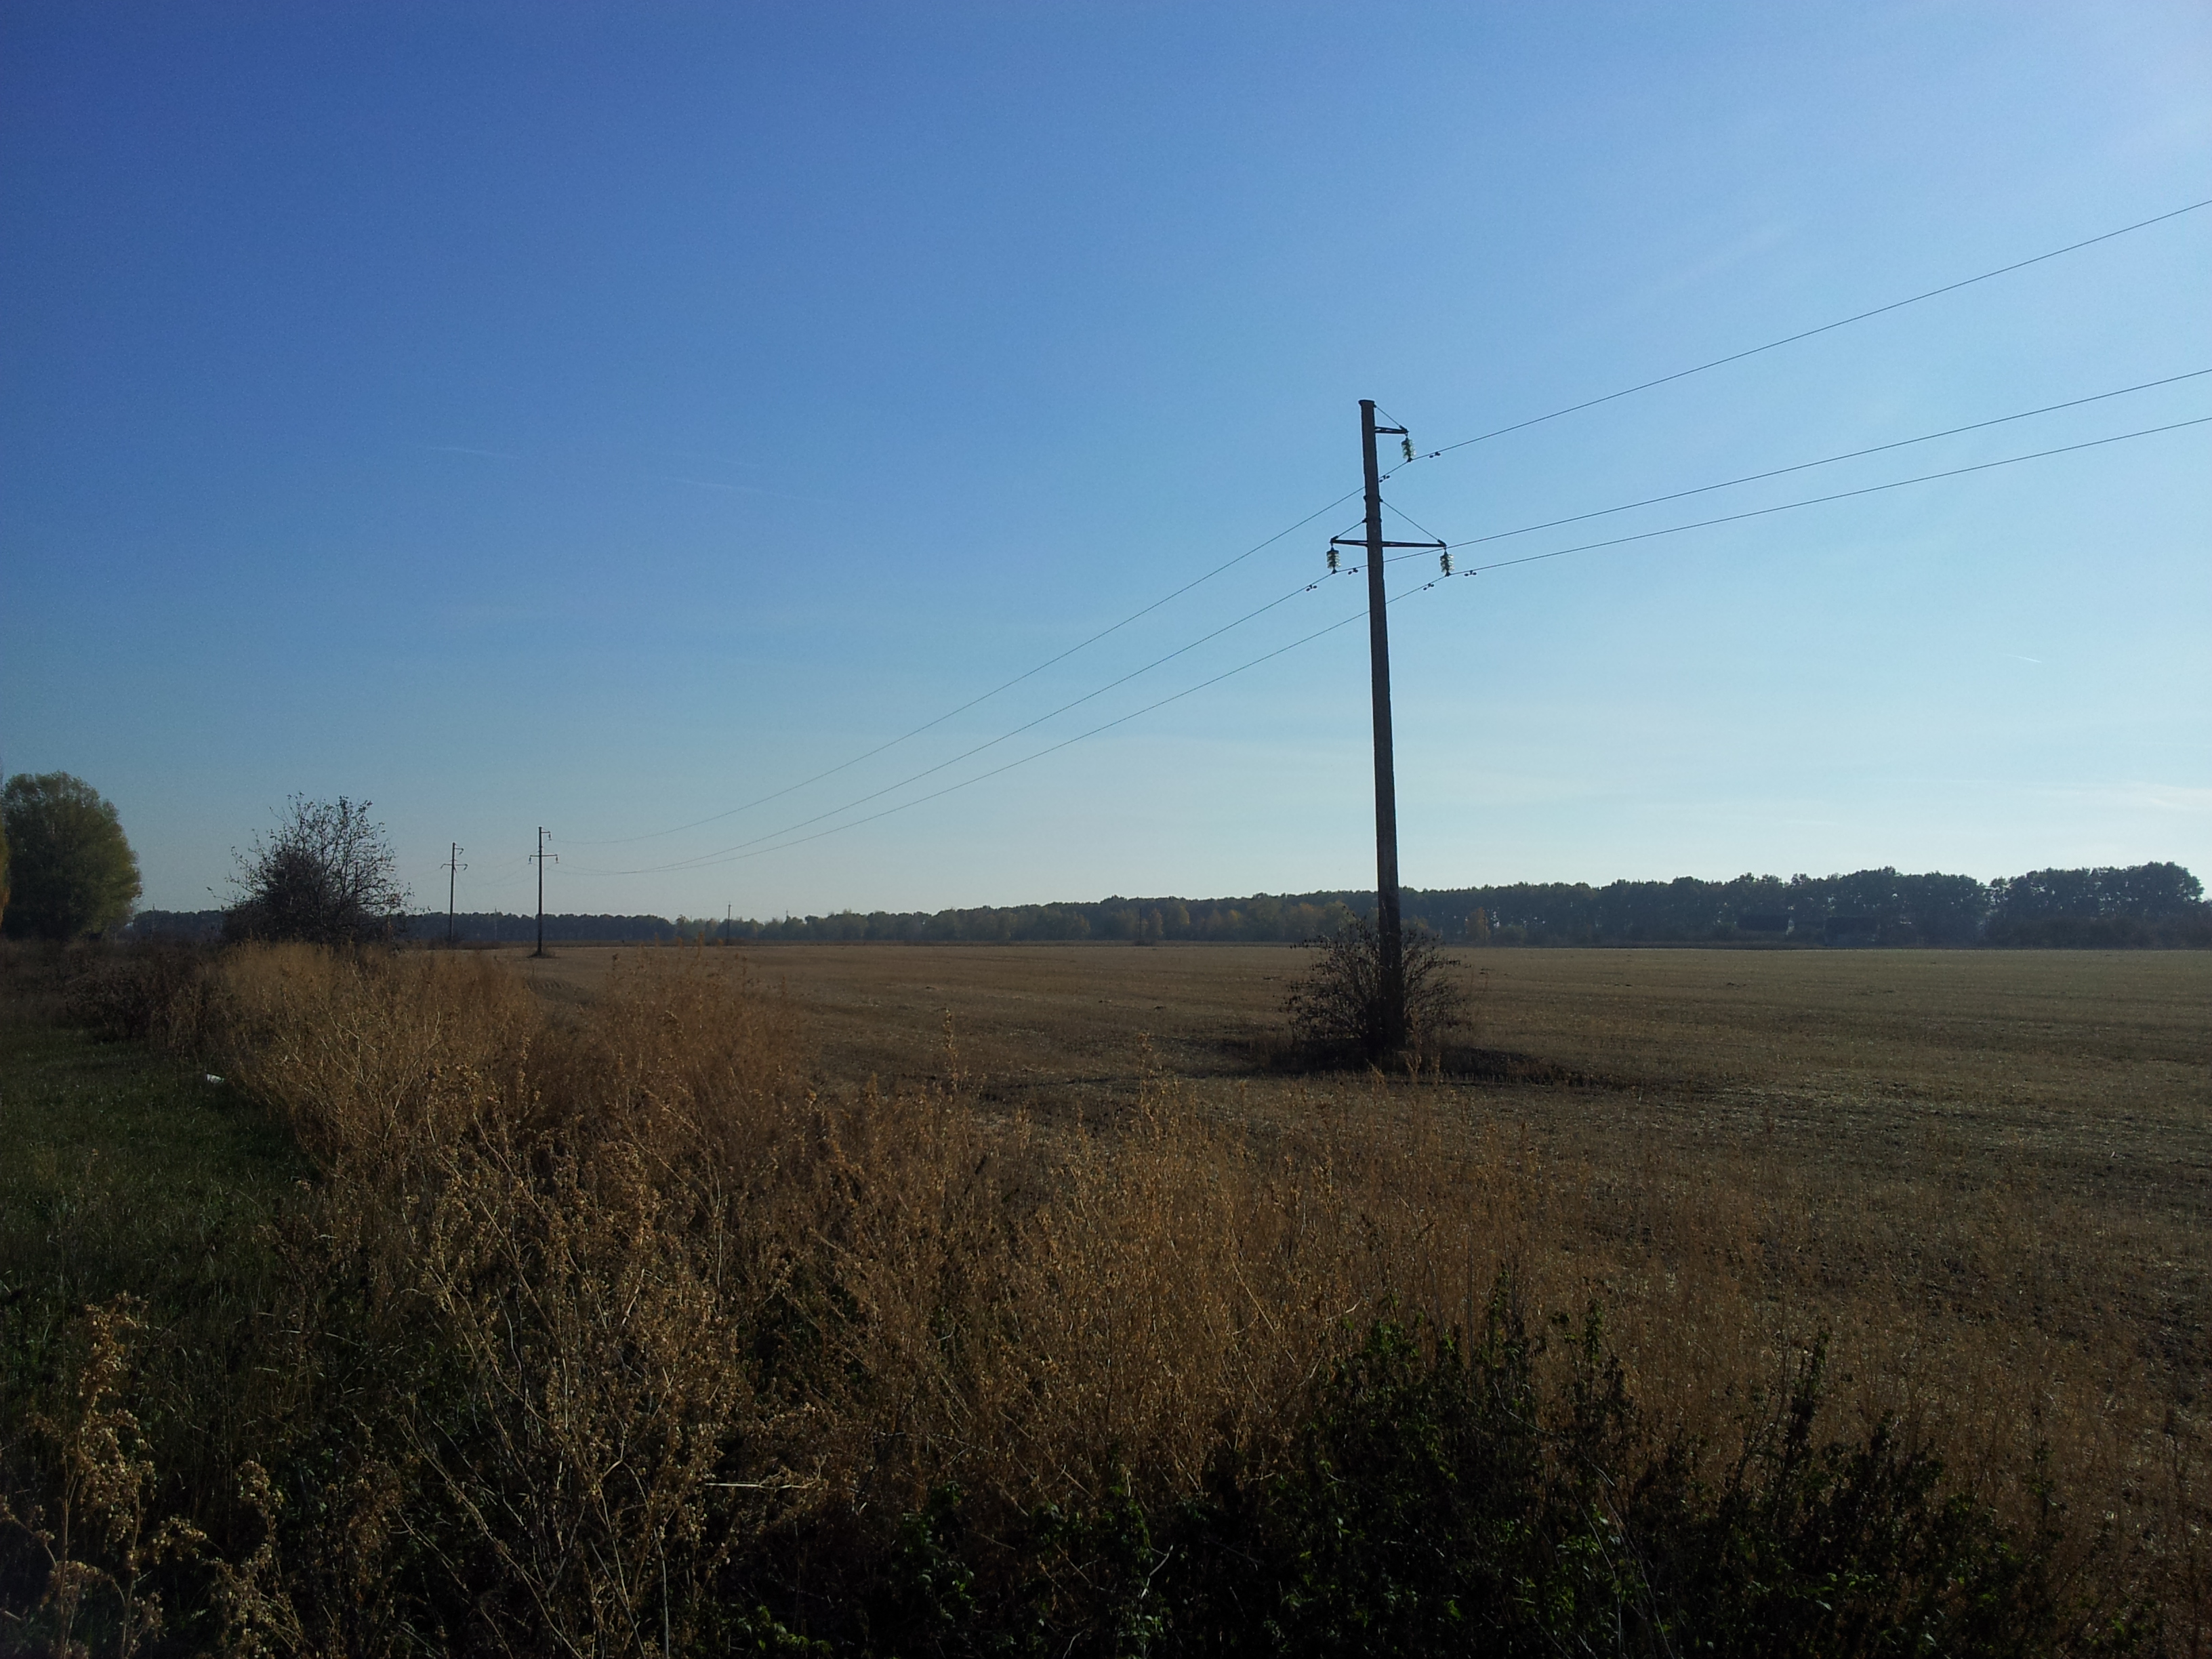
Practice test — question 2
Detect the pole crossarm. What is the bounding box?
[1330,536,1447,550]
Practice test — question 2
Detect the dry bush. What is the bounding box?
[211,943,542,1170]
[58,944,219,1048]
[193,949,1445,1642]
[1282,914,1469,1064]
[0,1298,207,1659]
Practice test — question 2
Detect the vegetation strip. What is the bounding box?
[4,940,2203,1653]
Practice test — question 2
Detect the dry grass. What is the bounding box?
[508,940,2212,1637]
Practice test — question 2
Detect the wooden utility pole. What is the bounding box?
[1330,400,1443,1055]
[443,842,467,945]
[529,827,556,958]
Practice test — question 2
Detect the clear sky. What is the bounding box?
[4,1,2208,920]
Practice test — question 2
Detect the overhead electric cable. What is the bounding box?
[575,569,1359,876]
[571,199,2208,855]
[1403,198,2212,465]
[598,605,1378,874]
[600,549,1525,876]
[1381,368,2211,560]
[565,484,1366,846]
[758,413,2212,865]
[573,410,2205,878]
[1384,499,1452,544]
[1446,413,2211,575]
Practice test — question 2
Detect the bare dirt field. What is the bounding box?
[510,940,2212,1412]
[512,941,2210,1210]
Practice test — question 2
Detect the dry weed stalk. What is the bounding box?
[0,1297,206,1659]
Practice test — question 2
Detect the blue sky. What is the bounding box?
[4,1,2207,919]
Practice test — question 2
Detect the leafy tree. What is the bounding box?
[226,795,409,945]
[0,773,142,941]
[1990,861,2205,921]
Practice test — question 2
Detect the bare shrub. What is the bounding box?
[1283,913,1469,1063]
[224,796,409,947]
[60,941,218,1046]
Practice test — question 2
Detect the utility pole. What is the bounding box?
[529,827,557,958]
[1330,400,1444,1055]
[443,843,468,945]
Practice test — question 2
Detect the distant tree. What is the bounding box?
[0,802,9,935]
[226,795,409,945]
[1284,914,1468,1064]
[1990,861,2203,922]
[0,773,142,941]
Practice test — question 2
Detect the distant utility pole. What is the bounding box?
[529,827,557,958]
[443,842,468,945]
[1330,400,1445,1054]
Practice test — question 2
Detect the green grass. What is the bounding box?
[0,1012,305,1408]
[0,971,308,1654]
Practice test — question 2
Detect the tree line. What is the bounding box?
[674,862,2203,947]
[7,774,2196,949]
[121,861,2205,948]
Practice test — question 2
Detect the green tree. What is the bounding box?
[0,772,142,940]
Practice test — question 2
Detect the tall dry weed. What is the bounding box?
[0,1298,207,1659]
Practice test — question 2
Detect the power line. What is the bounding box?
[1383,368,2211,560]
[466,860,537,893]
[571,410,2205,880]
[1402,198,2212,465]
[1383,497,1452,544]
[1448,413,2211,575]
[574,569,1360,876]
[563,483,1366,846]
[590,542,1536,877]
[567,199,2209,857]
[590,605,1379,876]
[648,411,2212,871]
